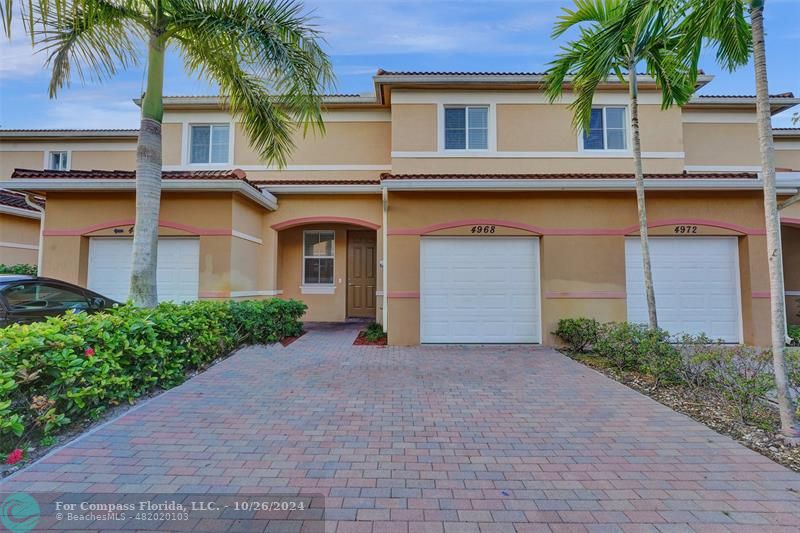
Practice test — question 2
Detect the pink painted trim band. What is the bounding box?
[271,216,380,231]
[751,291,771,299]
[199,291,230,298]
[387,291,420,299]
[781,217,800,227]
[388,218,765,237]
[43,218,230,237]
[545,291,626,299]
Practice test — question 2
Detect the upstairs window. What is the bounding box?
[303,231,335,285]
[48,151,69,170]
[583,107,627,150]
[444,106,488,150]
[189,124,229,164]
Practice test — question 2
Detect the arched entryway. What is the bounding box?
[271,217,380,323]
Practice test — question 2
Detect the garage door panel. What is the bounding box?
[88,238,199,303]
[421,237,540,343]
[625,237,740,342]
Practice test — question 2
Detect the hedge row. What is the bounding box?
[0,264,37,276]
[0,299,306,452]
[554,318,800,423]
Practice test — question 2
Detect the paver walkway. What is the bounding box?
[2,322,799,532]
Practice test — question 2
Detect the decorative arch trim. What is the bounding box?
[43,218,229,237]
[271,216,380,231]
[388,217,765,237]
[781,217,800,228]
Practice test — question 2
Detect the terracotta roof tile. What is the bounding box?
[380,172,758,181]
[254,179,381,186]
[696,92,795,98]
[0,189,44,211]
[11,168,259,190]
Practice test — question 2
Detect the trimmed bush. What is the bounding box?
[553,318,600,353]
[0,298,306,452]
[789,325,800,346]
[692,345,774,423]
[364,322,386,343]
[0,264,37,276]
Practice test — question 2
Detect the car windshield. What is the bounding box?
[4,283,90,311]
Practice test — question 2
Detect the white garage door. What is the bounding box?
[420,237,540,343]
[625,237,740,342]
[88,238,200,303]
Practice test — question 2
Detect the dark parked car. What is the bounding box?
[0,275,119,327]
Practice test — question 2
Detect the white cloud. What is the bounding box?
[0,20,49,79]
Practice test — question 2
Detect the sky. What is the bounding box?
[0,0,798,130]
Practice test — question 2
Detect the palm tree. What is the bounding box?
[5,0,333,307]
[545,0,696,330]
[674,0,799,441]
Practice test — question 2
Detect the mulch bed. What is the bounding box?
[571,354,800,473]
[354,331,387,346]
[280,331,306,347]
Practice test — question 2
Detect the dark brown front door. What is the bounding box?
[347,231,377,318]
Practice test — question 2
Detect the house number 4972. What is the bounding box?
[673,225,698,234]
[471,225,496,234]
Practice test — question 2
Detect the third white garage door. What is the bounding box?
[420,237,540,343]
[625,237,741,342]
[88,238,200,303]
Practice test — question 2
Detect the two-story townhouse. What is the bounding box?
[1,70,800,346]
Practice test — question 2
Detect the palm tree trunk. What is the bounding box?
[129,32,165,307]
[629,68,658,329]
[750,1,799,442]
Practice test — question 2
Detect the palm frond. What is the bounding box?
[32,0,143,97]
[170,0,334,166]
[675,0,751,72]
[551,0,622,38]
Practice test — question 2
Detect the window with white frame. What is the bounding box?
[303,231,335,285]
[189,124,230,164]
[48,151,69,170]
[444,106,489,150]
[582,107,627,150]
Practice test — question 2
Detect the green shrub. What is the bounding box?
[0,264,37,276]
[638,329,682,386]
[0,298,306,452]
[593,322,648,371]
[553,318,600,353]
[692,345,774,423]
[364,322,386,342]
[789,325,800,346]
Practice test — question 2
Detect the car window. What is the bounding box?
[4,283,90,311]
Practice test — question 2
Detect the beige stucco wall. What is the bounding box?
[234,122,391,166]
[392,104,437,152]
[385,190,770,347]
[496,104,577,151]
[775,139,800,170]
[0,213,39,265]
[70,150,136,170]
[162,123,183,166]
[0,151,43,179]
[684,122,760,166]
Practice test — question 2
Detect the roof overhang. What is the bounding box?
[0,129,138,140]
[382,177,800,193]
[147,95,382,111]
[685,96,800,115]
[2,179,278,210]
[373,72,715,105]
[0,204,41,219]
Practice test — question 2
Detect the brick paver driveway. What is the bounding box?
[3,323,799,532]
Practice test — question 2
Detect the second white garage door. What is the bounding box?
[625,237,741,342]
[88,238,200,303]
[420,237,540,343]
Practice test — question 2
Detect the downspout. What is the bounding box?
[382,186,389,331]
[23,194,45,275]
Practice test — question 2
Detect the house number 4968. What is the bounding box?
[471,225,496,234]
